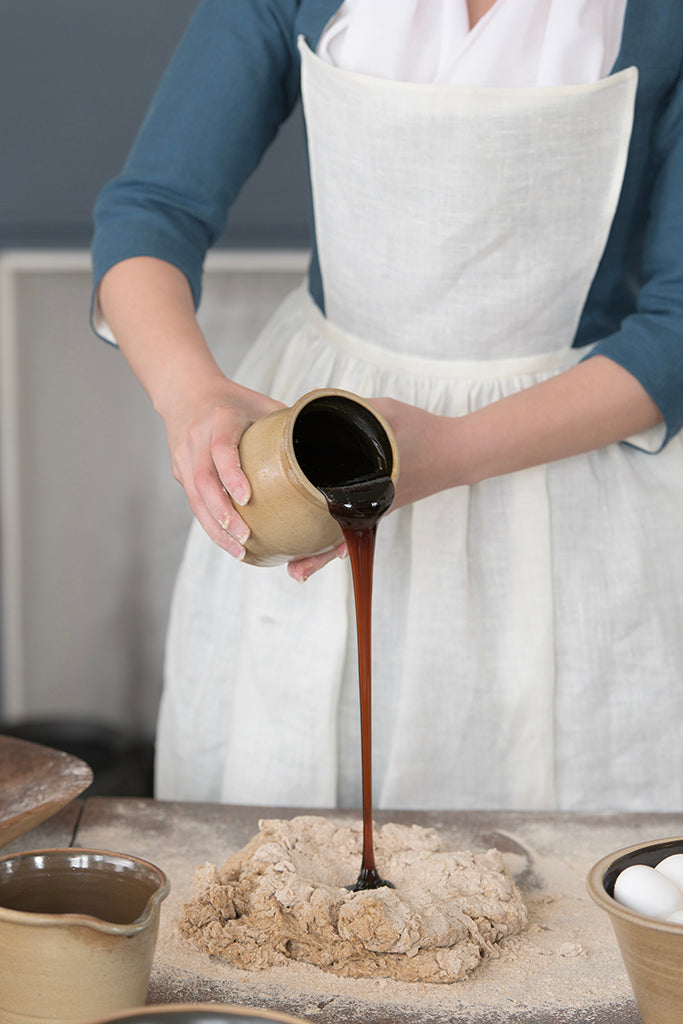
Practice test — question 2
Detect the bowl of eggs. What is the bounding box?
[587,836,683,1024]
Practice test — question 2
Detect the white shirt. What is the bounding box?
[318,0,628,85]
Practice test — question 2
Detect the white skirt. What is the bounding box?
[156,286,683,813]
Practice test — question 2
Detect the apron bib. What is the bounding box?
[301,39,636,361]
[156,46,683,813]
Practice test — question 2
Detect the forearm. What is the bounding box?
[98,255,280,554]
[373,355,663,512]
[449,355,662,486]
[98,256,239,416]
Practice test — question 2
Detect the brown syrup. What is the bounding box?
[293,396,395,891]
[321,477,394,890]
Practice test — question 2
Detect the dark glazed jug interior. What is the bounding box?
[292,395,393,489]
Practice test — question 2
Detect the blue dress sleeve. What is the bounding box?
[584,64,683,449]
[91,0,302,317]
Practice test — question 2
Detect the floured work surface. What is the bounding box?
[72,799,683,1023]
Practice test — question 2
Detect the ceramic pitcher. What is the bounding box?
[0,847,169,1024]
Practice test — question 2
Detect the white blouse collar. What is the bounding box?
[317,0,628,86]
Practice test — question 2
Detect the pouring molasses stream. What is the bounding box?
[292,393,396,890]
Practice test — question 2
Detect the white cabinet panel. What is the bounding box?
[0,251,307,733]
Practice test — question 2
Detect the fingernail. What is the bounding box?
[234,524,250,546]
[220,511,249,546]
[227,541,245,561]
[232,485,249,507]
[288,564,308,583]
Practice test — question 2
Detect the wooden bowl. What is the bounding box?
[0,735,93,849]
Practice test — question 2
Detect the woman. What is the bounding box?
[92,0,683,812]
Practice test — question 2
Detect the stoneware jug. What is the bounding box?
[0,847,169,1024]
[238,388,399,566]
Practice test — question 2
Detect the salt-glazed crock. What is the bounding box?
[587,836,683,1024]
[238,387,399,566]
[0,847,170,1024]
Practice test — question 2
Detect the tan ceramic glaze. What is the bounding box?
[0,848,170,1024]
[89,1005,310,1023]
[238,388,399,566]
[587,836,683,1024]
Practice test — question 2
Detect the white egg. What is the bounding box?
[655,853,683,892]
[613,864,683,920]
[668,909,683,925]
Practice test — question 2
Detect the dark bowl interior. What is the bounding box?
[600,837,683,900]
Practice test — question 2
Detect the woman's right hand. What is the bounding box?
[161,376,282,559]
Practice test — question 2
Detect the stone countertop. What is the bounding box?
[9,798,683,1023]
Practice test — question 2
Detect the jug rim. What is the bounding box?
[283,387,400,499]
[0,846,170,934]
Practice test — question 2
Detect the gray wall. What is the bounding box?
[0,0,311,248]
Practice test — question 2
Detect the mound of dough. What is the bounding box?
[180,816,527,983]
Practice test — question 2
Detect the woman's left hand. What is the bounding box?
[287,397,456,582]
[367,397,457,509]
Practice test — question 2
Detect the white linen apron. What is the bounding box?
[156,42,683,812]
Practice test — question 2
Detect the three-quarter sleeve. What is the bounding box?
[584,63,683,449]
[91,0,302,330]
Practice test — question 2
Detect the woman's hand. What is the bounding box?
[287,398,452,582]
[367,398,457,509]
[162,376,282,559]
